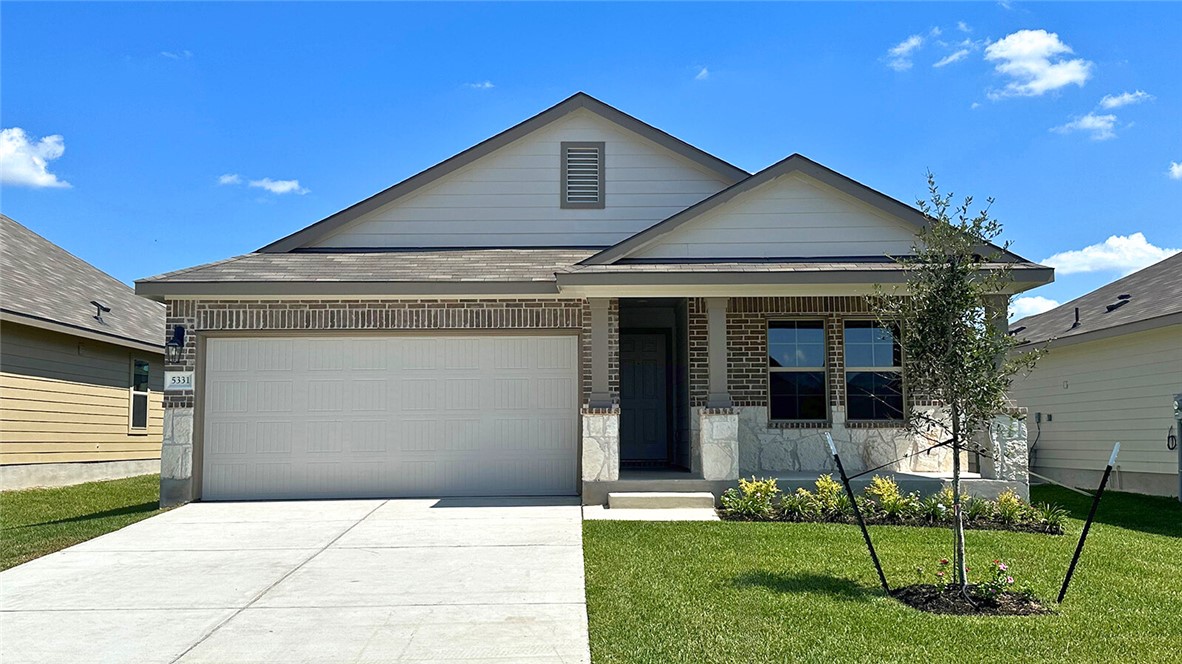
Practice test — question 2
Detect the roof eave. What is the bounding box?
[0,310,164,354]
[134,280,563,299]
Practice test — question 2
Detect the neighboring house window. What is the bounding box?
[129,359,150,431]
[560,141,605,209]
[767,320,827,421]
[844,320,904,420]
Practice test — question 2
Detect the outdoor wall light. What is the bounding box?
[165,325,186,364]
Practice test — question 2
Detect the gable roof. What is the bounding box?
[1,214,165,352]
[582,154,1030,265]
[256,92,750,254]
[1010,252,1182,346]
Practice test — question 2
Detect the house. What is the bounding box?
[135,93,1053,507]
[1010,253,1182,497]
[1,214,166,490]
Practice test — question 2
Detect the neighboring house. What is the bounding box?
[1,214,166,490]
[136,93,1053,506]
[1010,253,1182,497]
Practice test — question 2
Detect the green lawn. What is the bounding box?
[1,474,165,571]
[584,486,1182,663]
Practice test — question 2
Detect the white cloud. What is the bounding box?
[248,177,308,195]
[1042,233,1180,275]
[1010,296,1060,320]
[694,67,710,81]
[933,49,970,67]
[886,34,924,71]
[217,173,242,185]
[971,101,981,109]
[929,27,943,37]
[1099,90,1153,109]
[957,21,972,33]
[1169,162,1182,180]
[984,29,1093,98]
[0,127,71,188]
[463,81,495,90]
[161,50,193,60]
[1052,112,1118,140]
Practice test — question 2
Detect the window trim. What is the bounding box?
[128,358,150,434]
[842,318,906,422]
[560,141,606,209]
[766,318,830,424]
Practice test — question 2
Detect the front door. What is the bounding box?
[620,332,670,464]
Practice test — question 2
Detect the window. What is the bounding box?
[129,359,150,431]
[767,320,827,421]
[844,320,903,420]
[560,141,605,209]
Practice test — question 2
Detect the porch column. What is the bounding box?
[588,298,612,408]
[705,297,732,408]
[984,294,1009,340]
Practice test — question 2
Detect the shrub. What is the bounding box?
[1031,502,1068,532]
[964,496,994,522]
[921,495,950,523]
[811,474,847,515]
[995,489,1025,524]
[780,491,819,521]
[865,475,921,521]
[720,477,780,519]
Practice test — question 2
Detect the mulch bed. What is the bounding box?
[716,511,1063,535]
[891,584,1053,616]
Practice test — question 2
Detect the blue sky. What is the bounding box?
[2,2,1179,318]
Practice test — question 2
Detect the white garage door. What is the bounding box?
[201,335,579,500]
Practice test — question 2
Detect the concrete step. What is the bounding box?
[607,491,716,509]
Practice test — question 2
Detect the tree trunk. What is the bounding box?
[951,404,969,591]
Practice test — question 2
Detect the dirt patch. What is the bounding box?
[891,584,1053,616]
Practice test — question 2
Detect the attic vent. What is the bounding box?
[1106,294,1132,313]
[561,141,605,209]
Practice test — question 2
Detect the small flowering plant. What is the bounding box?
[972,559,1016,600]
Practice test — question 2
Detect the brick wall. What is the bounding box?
[163,297,617,409]
[689,296,876,411]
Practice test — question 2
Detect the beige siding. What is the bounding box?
[308,109,731,248]
[632,172,920,259]
[1009,325,1182,479]
[0,322,164,466]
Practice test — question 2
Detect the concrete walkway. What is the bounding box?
[0,498,590,664]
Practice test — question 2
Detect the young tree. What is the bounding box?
[872,173,1041,594]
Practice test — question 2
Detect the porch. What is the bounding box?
[579,296,1030,505]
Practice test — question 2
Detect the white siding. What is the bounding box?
[1009,325,1182,481]
[631,172,919,259]
[308,109,731,249]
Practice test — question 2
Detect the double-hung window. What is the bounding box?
[767,320,827,421]
[129,359,150,432]
[843,320,904,420]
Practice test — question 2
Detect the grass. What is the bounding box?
[584,486,1182,663]
[1,473,165,571]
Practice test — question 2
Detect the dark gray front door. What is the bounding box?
[620,332,670,463]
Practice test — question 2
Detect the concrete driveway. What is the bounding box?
[0,497,590,663]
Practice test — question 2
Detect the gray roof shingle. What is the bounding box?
[139,249,599,283]
[2,214,165,349]
[1010,252,1182,344]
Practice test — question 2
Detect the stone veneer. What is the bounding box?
[695,408,740,480]
[580,407,620,482]
[160,297,616,505]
